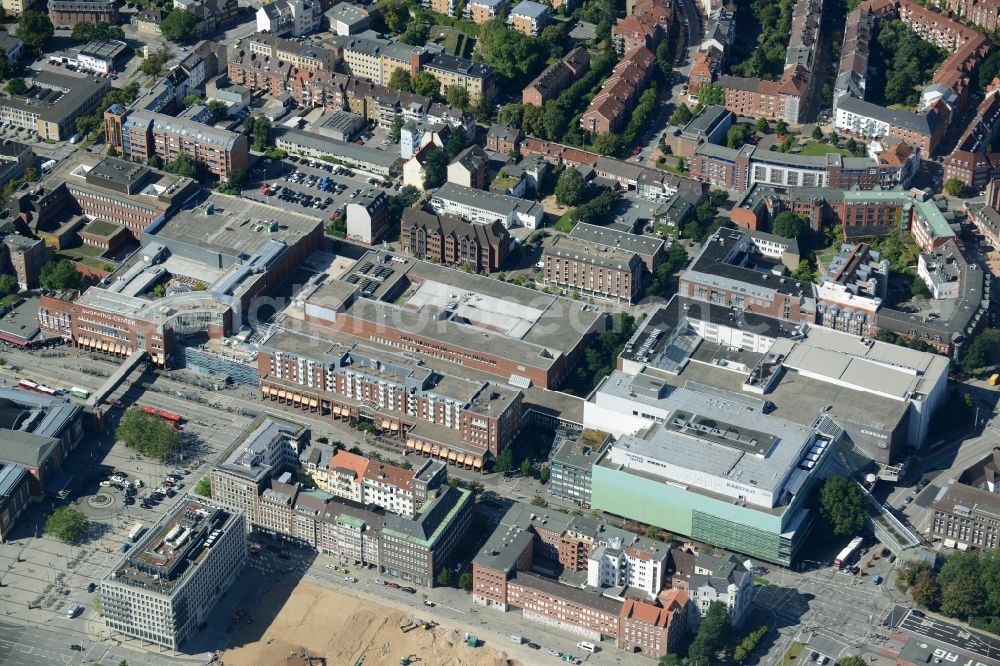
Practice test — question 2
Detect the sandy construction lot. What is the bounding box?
[219,579,521,666]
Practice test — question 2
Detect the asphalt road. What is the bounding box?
[900,610,1000,663]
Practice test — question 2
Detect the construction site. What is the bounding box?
[217,579,521,666]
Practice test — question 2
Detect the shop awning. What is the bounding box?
[472,458,482,470]
[309,399,318,408]
[390,422,399,431]
[406,439,416,450]
[944,539,956,548]
[380,420,391,429]
[421,442,431,454]
[277,390,287,399]
[448,450,458,462]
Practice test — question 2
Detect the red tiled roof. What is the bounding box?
[328,449,371,484]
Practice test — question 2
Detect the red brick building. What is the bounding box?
[48,0,119,27]
[522,47,591,107]
[618,591,690,659]
[400,207,510,273]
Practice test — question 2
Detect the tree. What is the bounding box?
[495,447,514,474]
[670,104,693,126]
[811,125,824,140]
[411,71,441,98]
[771,211,806,240]
[183,94,203,108]
[390,115,404,143]
[459,572,473,591]
[387,68,412,93]
[962,329,1000,370]
[248,115,271,151]
[164,151,197,178]
[838,658,866,666]
[755,117,769,133]
[445,85,470,111]
[643,525,659,539]
[0,273,17,297]
[944,178,965,197]
[206,100,229,124]
[539,465,550,484]
[436,567,453,586]
[554,167,586,206]
[40,259,82,291]
[45,507,88,543]
[726,123,752,148]
[116,407,180,461]
[193,476,211,497]
[422,146,448,189]
[498,103,524,127]
[400,21,429,46]
[816,476,867,536]
[141,47,172,77]
[775,119,788,135]
[160,9,197,43]
[4,77,25,95]
[520,458,533,477]
[827,130,839,145]
[15,11,52,53]
[542,100,568,141]
[694,83,724,107]
[688,601,731,666]
[938,550,986,619]
[476,19,543,89]
[379,0,409,33]
[72,21,123,43]
[910,567,941,609]
[530,495,548,507]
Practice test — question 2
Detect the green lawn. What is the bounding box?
[82,219,121,237]
[779,642,805,666]
[798,141,851,157]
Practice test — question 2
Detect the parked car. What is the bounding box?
[344,576,358,583]
[87,582,97,593]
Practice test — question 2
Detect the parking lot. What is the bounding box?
[242,157,399,219]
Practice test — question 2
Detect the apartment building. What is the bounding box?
[486,124,524,154]
[0,71,110,141]
[257,331,524,470]
[48,0,119,26]
[934,0,1000,32]
[447,145,488,189]
[256,0,322,37]
[508,0,551,35]
[246,32,338,72]
[522,47,591,107]
[719,66,809,124]
[613,0,670,55]
[310,448,446,517]
[100,500,247,650]
[466,0,507,23]
[400,206,511,273]
[1,0,35,16]
[580,47,655,135]
[422,52,496,104]
[690,553,755,625]
[113,109,250,178]
[345,187,390,245]
[587,542,669,599]
[618,591,690,659]
[943,88,1000,190]
[209,415,309,531]
[930,448,1000,550]
[689,142,914,192]
[668,105,734,158]
[328,34,421,86]
[429,182,543,229]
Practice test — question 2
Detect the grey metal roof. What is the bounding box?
[835,94,939,136]
[569,223,665,259]
[511,0,549,17]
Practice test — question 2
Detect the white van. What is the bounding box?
[577,641,596,653]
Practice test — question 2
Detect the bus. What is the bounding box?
[18,379,38,391]
[37,385,59,396]
[140,405,158,416]
[158,410,182,423]
[128,522,145,542]
[68,387,90,399]
[835,536,864,567]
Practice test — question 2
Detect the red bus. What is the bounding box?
[140,405,158,416]
[157,410,182,423]
[18,379,38,391]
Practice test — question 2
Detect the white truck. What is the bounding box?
[127,522,145,542]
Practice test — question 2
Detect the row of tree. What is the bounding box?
[116,408,181,461]
[564,313,636,395]
[727,0,795,80]
[897,550,1000,631]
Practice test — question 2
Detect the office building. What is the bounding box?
[76,40,129,76]
[543,235,643,303]
[0,71,110,141]
[38,191,324,364]
[209,414,309,529]
[668,105,735,158]
[49,0,120,23]
[324,1,370,35]
[472,502,678,646]
[273,128,400,176]
[930,448,1000,550]
[100,499,247,650]
[400,206,511,273]
[547,428,612,507]
[0,462,30,542]
[0,388,85,496]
